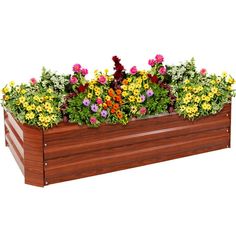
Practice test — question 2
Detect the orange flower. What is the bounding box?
[113,103,119,110]
[108,88,115,97]
[115,95,121,102]
[122,79,128,85]
[116,110,123,119]
[111,108,116,114]
[106,100,112,107]
[116,89,122,95]
[103,103,108,109]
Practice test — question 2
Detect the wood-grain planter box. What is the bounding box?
[4,104,232,187]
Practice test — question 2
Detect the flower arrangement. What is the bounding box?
[1,54,235,128]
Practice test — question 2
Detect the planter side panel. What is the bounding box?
[4,111,24,174]
[23,125,44,187]
[44,104,231,185]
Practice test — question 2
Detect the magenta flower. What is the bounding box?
[140,95,146,102]
[83,98,90,107]
[159,66,166,75]
[91,104,98,112]
[81,68,88,76]
[90,116,97,124]
[101,110,108,118]
[140,107,147,115]
[70,76,78,84]
[146,89,154,97]
[30,78,37,85]
[155,54,164,63]
[148,59,156,67]
[96,98,103,105]
[98,75,107,85]
[130,66,137,75]
[200,68,207,76]
[73,64,81,73]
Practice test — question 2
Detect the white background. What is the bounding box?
[0,0,235,235]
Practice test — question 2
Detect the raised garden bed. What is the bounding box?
[4,103,231,187]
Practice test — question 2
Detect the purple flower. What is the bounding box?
[101,110,108,118]
[146,89,154,97]
[91,104,98,112]
[140,95,146,102]
[83,98,90,107]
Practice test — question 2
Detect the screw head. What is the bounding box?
[45,181,48,185]
[226,129,229,133]
[226,114,229,117]
[44,143,47,147]
[45,162,48,166]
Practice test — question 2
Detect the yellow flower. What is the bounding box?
[2,86,9,94]
[136,78,142,84]
[44,102,51,109]
[192,106,198,113]
[194,96,200,103]
[36,106,42,112]
[33,95,39,101]
[210,80,216,85]
[183,97,190,104]
[222,71,227,78]
[9,81,15,87]
[142,74,148,80]
[4,95,10,100]
[23,102,29,108]
[39,115,45,122]
[21,89,26,94]
[201,95,207,101]
[15,101,20,106]
[144,84,149,89]
[184,79,190,84]
[211,87,218,94]
[47,88,53,93]
[121,85,128,91]
[122,91,128,97]
[105,95,111,101]
[26,105,32,111]
[130,106,137,114]
[136,97,142,103]
[185,93,192,100]
[180,105,185,112]
[16,87,20,93]
[216,78,221,83]
[133,89,140,96]
[19,96,26,103]
[45,116,51,123]
[205,96,210,102]
[104,68,109,74]
[127,77,132,83]
[47,107,53,113]
[128,96,135,102]
[128,84,135,91]
[89,84,94,90]
[94,87,100,92]
[25,112,35,120]
[226,76,234,84]
[95,91,101,96]
[227,85,232,91]
[186,107,192,113]
[51,115,56,121]
[31,104,36,110]
[208,92,214,98]
[202,103,211,110]
[87,93,93,99]
[197,86,203,92]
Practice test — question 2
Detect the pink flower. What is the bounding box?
[73,64,81,73]
[69,76,78,84]
[96,98,103,105]
[81,68,88,76]
[159,66,166,75]
[200,68,207,76]
[90,116,97,124]
[98,75,107,85]
[30,78,37,85]
[130,66,137,75]
[155,54,164,63]
[140,107,147,115]
[148,59,156,67]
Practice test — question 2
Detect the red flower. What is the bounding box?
[200,68,207,76]
[151,75,158,83]
[76,84,87,93]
